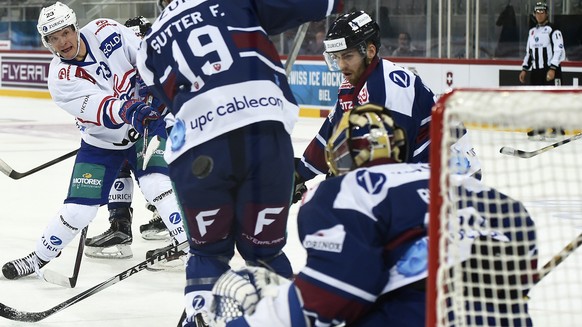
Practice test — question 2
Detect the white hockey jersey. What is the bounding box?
[47,19,142,150]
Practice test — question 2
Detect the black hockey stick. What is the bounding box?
[0,241,188,322]
[0,149,78,180]
[42,226,88,288]
[499,133,582,159]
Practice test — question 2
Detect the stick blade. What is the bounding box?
[143,136,161,170]
[499,146,517,156]
[42,269,75,288]
[0,158,14,178]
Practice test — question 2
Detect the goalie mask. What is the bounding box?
[37,1,80,60]
[124,16,152,38]
[325,103,407,176]
[322,11,380,71]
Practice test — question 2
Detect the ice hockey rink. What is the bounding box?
[1,95,582,327]
[0,95,321,327]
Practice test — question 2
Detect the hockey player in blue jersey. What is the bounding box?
[208,103,537,327]
[2,2,187,279]
[293,11,480,202]
[136,0,344,325]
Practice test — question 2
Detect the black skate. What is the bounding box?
[145,240,187,271]
[140,204,169,240]
[85,207,133,259]
[2,252,48,280]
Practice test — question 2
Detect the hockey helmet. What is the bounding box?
[125,16,152,38]
[325,103,407,176]
[37,1,80,59]
[322,11,380,71]
[534,2,548,12]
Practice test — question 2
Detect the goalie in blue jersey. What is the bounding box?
[208,103,538,327]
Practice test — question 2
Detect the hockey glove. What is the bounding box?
[135,74,166,115]
[119,100,161,135]
[211,267,286,324]
[292,158,307,204]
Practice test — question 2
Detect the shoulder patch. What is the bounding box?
[389,70,411,88]
[100,33,122,58]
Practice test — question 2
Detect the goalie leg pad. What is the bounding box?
[35,203,98,261]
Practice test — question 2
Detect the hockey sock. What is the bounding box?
[139,173,187,243]
[36,203,98,262]
[107,176,133,211]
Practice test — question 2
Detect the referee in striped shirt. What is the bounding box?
[519,2,565,86]
[519,2,566,140]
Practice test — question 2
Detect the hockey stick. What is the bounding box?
[499,133,582,159]
[535,231,582,284]
[285,22,310,75]
[0,241,188,322]
[0,149,78,180]
[42,226,88,288]
[143,135,160,170]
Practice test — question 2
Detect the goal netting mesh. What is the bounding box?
[427,87,582,327]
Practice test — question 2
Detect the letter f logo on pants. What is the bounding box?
[254,207,284,235]
[196,209,220,237]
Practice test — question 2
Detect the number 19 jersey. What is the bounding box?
[137,0,343,163]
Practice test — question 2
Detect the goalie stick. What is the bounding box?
[42,226,88,288]
[0,149,78,180]
[500,133,582,158]
[0,241,188,322]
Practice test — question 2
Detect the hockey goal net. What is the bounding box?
[427,87,582,327]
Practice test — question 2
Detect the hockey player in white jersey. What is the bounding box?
[2,2,187,279]
[208,103,537,326]
[84,15,170,261]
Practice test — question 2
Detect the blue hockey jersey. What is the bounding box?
[293,163,537,326]
[296,57,437,180]
[136,0,343,164]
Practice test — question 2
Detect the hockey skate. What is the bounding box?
[145,240,187,271]
[140,204,169,240]
[2,252,48,280]
[85,207,133,259]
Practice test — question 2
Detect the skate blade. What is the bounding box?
[141,230,170,241]
[84,244,133,259]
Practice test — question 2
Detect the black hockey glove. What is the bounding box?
[292,158,307,204]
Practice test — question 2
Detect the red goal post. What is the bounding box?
[427,87,582,327]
